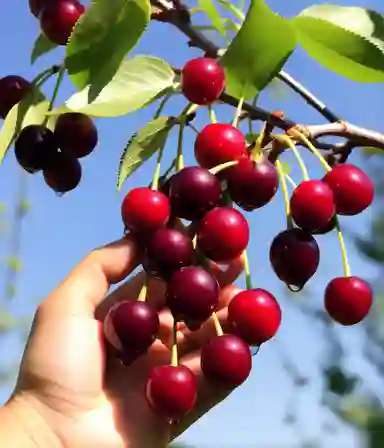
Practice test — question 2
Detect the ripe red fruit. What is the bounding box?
[194,123,247,170]
[181,57,225,105]
[311,215,337,235]
[166,266,220,323]
[197,207,249,262]
[54,112,98,158]
[226,158,279,211]
[43,151,82,193]
[14,124,59,173]
[40,1,85,45]
[121,188,170,234]
[104,300,159,365]
[290,180,336,232]
[323,164,374,216]
[270,228,320,290]
[145,228,195,280]
[227,289,282,345]
[146,365,197,420]
[201,334,252,388]
[169,166,222,221]
[324,276,373,326]
[0,75,31,119]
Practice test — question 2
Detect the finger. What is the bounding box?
[207,254,244,288]
[95,273,167,322]
[40,234,141,317]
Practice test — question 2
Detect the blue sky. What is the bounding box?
[0,0,383,446]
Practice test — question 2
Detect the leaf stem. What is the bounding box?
[154,89,173,119]
[171,317,179,367]
[242,250,253,290]
[211,312,224,336]
[276,160,293,229]
[232,96,244,128]
[43,67,64,126]
[334,217,351,277]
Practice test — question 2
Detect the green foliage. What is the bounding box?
[292,5,384,82]
[117,116,176,191]
[65,0,151,98]
[324,365,358,397]
[0,95,50,165]
[31,34,58,64]
[220,0,296,99]
[52,56,175,118]
[198,0,227,37]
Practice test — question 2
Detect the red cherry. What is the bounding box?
[227,289,282,345]
[104,300,159,365]
[166,266,220,323]
[290,180,335,232]
[197,207,249,262]
[169,166,222,221]
[226,158,279,211]
[29,0,46,17]
[0,75,31,119]
[181,57,225,105]
[40,1,85,45]
[194,123,247,170]
[146,365,197,420]
[269,228,320,290]
[121,187,170,234]
[324,276,373,326]
[201,334,252,388]
[311,215,337,235]
[323,164,374,216]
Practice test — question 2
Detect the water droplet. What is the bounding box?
[287,284,303,293]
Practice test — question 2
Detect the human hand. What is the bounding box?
[2,234,244,448]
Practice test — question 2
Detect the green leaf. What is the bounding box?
[117,116,175,191]
[0,93,49,166]
[198,0,226,37]
[59,56,175,118]
[220,0,297,99]
[65,0,151,97]
[292,5,384,83]
[6,256,23,272]
[31,34,58,64]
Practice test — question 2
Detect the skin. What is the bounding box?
[0,233,244,447]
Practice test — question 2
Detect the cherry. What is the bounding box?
[29,0,51,17]
[169,166,222,221]
[227,157,279,211]
[0,75,31,119]
[197,207,249,262]
[104,300,159,365]
[166,266,220,323]
[145,228,195,280]
[194,123,247,170]
[43,151,82,193]
[54,112,98,158]
[14,124,59,173]
[227,289,282,345]
[181,57,225,105]
[324,276,373,326]
[311,215,337,235]
[40,0,85,45]
[201,334,252,388]
[290,180,336,232]
[121,188,170,234]
[270,228,320,290]
[146,365,197,420]
[323,164,374,216]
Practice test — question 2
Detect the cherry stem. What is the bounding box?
[211,312,224,337]
[251,121,267,160]
[276,160,294,229]
[43,67,65,126]
[242,250,253,290]
[232,96,245,128]
[208,105,217,123]
[285,174,297,189]
[137,279,148,302]
[277,135,309,181]
[291,129,332,172]
[188,123,199,135]
[334,217,351,277]
[154,89,173,119]
[151,140,166,190]
[171,317,179,367]
[176,103,197,171]
[209,160,239,175]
